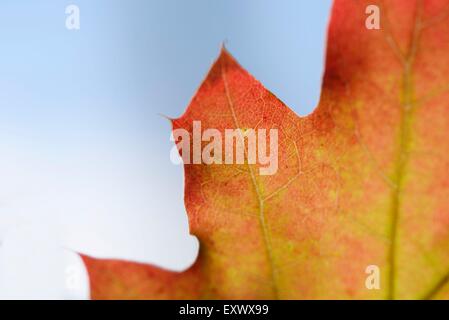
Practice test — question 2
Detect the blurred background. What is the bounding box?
[0,0,332,299]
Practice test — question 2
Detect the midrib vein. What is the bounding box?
[220,60,279,299]
[387,2,422,300]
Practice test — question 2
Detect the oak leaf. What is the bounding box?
[82,0,449,299]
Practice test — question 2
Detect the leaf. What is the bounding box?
[81,0,449,299]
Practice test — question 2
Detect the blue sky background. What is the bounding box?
[0,0,332,298]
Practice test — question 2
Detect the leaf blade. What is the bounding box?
[82,0,449,299]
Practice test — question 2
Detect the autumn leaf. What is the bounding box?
[81,0,449,299]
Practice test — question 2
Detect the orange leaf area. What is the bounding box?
[82,0,449,299]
